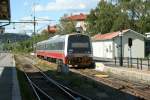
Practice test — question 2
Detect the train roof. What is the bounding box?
[48,33,88,37]
[36,40,48,45]
[36,33,89,45]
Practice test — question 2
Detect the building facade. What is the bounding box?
[64,13,87,32]
[92,29,146,58]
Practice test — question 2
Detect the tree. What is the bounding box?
[58,15,76,34]
[12,30,52,53]
[119,0,150,33]
[86,1,120,35]
[86,0,150,35]
[86,9,98,35]
[111,12,130,31]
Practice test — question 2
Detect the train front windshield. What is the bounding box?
[68,35,91,53]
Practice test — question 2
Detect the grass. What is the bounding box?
[36,59,105,97]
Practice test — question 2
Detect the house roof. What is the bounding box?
[92,29,129,41]
[66,13,87,21]
[92,29,146,41]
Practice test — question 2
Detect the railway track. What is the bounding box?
[16,55,149,100]
[19,56,92,100]
[70,69,150,100]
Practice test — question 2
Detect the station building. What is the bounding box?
[92,29,146,58]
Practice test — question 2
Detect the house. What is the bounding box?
[64,13,87,32]
[92,29,146,58]
[47,25,57,33]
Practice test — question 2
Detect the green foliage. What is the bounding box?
[58,15,76,34]
[111,13,130,32]
[86,1,121,35]
[86,0,150,36]
[9,31,51,53]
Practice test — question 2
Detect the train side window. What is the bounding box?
[41,45,43,50]
[55,42,59,50]
[51,43,55,50]
[45,44,46,49]
[37,45,39,50]
[57,42,64,50]
[45,44,48,50]
[39,45,41,50]
[41,45,43,49]
[55,42,58,50]
[54,43,57,50]
[48,43,52,50]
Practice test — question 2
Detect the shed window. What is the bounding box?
[109,45,112,52]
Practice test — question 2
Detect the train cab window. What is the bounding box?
[72,43,89,48]
[68,35,91,53]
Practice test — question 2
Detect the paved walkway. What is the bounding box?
[0,53,21,100]
[95,62,150,85]
[94,57,150,71]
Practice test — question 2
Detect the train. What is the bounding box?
[35,33,95,68]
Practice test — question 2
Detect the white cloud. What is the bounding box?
[79,3,86,9]
[33,5,43,12]
[32,0,100,12]
[20,16,33,21]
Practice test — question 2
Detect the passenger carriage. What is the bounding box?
[36,33,95,68]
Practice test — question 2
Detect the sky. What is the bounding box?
[5,0,100,35]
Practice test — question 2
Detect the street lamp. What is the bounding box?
[119,31,123,66]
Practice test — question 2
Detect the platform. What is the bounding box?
[95,62,150,85]
[0,53,21,100]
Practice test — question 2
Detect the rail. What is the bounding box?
[23,67,54,100]
[35,66,92,100]
[22,57,92,100]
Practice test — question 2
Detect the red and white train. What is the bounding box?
[36,33,95,68]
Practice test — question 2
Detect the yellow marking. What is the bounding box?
[94,74,109,78]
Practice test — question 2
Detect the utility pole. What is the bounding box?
[119,31,123,66]
[33,2,36,53]
[32,16,36,53]
[33,16,36,35]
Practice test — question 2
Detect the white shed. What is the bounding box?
[92,29,146,58]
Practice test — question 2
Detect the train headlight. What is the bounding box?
[68,49,73,54]
[88,51,91,54]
